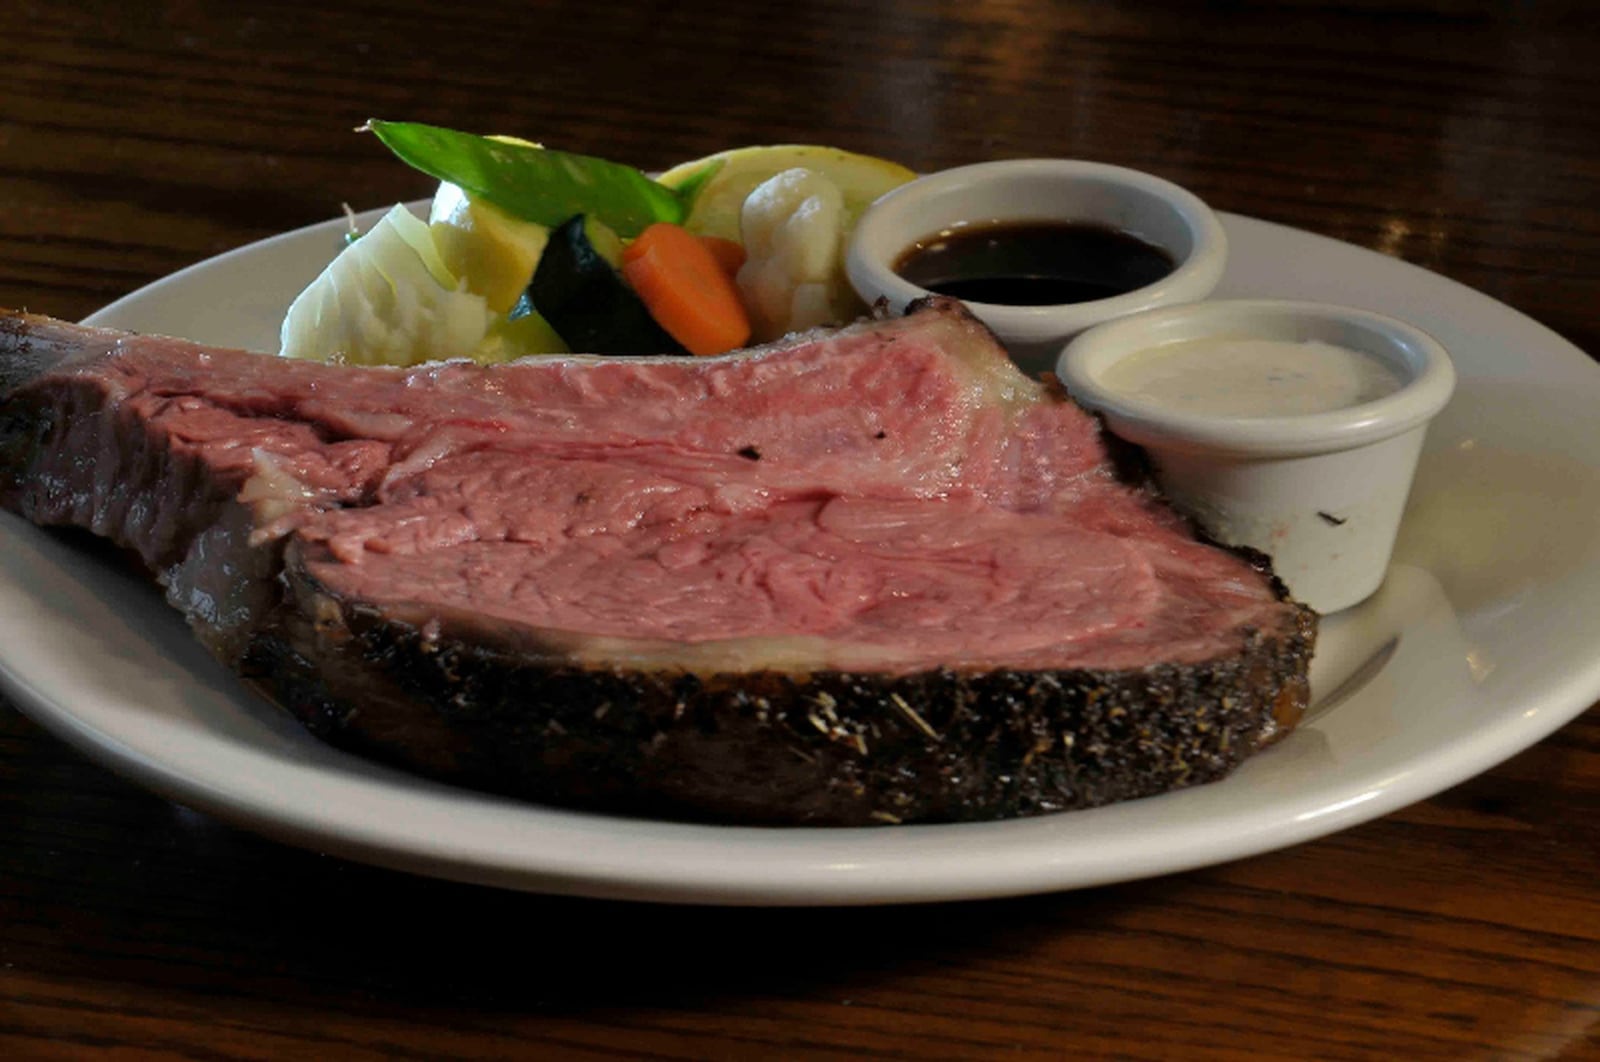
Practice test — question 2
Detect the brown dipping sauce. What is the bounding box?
[894,220,1176,306]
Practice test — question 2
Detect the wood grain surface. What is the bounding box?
[2,1,1598,1058]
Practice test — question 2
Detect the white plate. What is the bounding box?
[2,207,1597,906]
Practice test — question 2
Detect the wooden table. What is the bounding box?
[3,2,1597,1057]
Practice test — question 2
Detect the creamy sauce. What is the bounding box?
[1100,338,1407,417]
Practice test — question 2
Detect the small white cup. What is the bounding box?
[846,159,1228,374]
[1058,299,1456,613]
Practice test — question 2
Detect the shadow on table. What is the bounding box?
[0,723,1156,1016]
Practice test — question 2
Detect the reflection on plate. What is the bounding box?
[0,209,1596,905]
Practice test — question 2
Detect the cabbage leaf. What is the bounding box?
[278,204,567,366]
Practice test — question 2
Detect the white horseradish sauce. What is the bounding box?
[1100,337,1407,417]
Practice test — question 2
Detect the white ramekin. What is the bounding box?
[1057,299,1456,613]
[846,159,1228,374]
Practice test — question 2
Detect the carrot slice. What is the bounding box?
[697,234,747,277]
[621,223,752,355]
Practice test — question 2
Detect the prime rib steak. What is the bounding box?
[0,298,1314,825]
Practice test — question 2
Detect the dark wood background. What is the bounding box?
[2,2,1597,1058]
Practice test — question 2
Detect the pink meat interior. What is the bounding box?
[81,303,1290,674]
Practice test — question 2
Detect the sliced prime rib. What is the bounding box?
[0,299,1314,825]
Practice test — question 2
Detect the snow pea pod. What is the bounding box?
[365,120,686,237]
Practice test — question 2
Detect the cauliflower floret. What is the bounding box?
[736,168,848,342]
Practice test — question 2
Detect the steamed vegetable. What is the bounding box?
[736,168,851,341]
[525,215,685,355]
[281,204,491,365]
[656,144,915,244]
[621,223,751,355]
[696,234,747,277]
[279,204,564,365]
[366,120,685,237]
[659,145,915,339]
[479,307,568,363]
[428,181,551,314]
[278,126,916,367]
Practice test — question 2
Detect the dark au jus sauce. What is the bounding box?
[894,220,1176,306]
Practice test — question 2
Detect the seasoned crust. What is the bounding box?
[242,569,1315,826]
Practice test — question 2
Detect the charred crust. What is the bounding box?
[0,397,46,502]
[249,598,1316,827]
[1098,419,1160,487]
